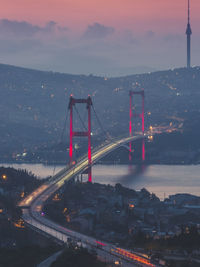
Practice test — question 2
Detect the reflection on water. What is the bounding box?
[93,164,200,199]
[118,164,148,186]
[1,163,200,199]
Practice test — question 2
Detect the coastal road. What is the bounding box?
[19,134,158,267]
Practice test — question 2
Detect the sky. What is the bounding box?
[0,0,200,76]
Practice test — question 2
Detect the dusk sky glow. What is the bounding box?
[0,0,200,76]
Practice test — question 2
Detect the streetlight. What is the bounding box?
[1,174,7,180]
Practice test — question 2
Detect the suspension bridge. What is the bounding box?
[18,91,161,267]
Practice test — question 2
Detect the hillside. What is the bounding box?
[0,63,200,161]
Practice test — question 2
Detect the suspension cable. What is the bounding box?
[92,104,125,150]
[92,105,110,140]
[52,104,69,178]
[74,105,87,131]
[60,108,69,144]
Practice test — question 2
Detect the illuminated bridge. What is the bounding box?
[18,133,161,267]
[18,93,162,267]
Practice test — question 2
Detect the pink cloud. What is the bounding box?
[1,0,200,33]
[0,0,200,75]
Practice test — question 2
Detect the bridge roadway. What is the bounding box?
[19,134,158,267]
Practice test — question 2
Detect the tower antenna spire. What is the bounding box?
[188,0,190,23]
[186,0,192,68]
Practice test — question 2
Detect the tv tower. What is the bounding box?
[186,0,192,68]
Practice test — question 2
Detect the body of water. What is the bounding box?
[1,163,200,199]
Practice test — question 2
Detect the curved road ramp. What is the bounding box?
[19,134,161,267]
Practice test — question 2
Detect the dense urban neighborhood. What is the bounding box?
[0,64,200,266]
[1,167,200,266]
[44,181,200,266]
[0,64,200,165]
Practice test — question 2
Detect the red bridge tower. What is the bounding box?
[68,95,92,182]
[129,90,145,162]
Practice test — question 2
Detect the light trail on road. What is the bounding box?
[18,134,160,267]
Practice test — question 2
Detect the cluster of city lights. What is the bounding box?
[1,174,7,180]
[114,248,155,267]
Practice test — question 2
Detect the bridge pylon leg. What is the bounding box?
[142,91,145,162]
[129,142,132,161]
[88,99,92,182]
[69,104,73,164]
[142,139,145,161]
[129,92,133,162]
[68,95,93,182]
[129,90,145,163]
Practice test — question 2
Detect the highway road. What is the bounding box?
[18,134,160,267]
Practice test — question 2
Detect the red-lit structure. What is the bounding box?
[129,90,145,161]
[68,95,92,182]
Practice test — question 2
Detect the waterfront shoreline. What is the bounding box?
[1,163,200,200]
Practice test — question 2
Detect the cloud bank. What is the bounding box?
[0,19,68,37]
[83,22,114,39]
[0,19,199,76]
